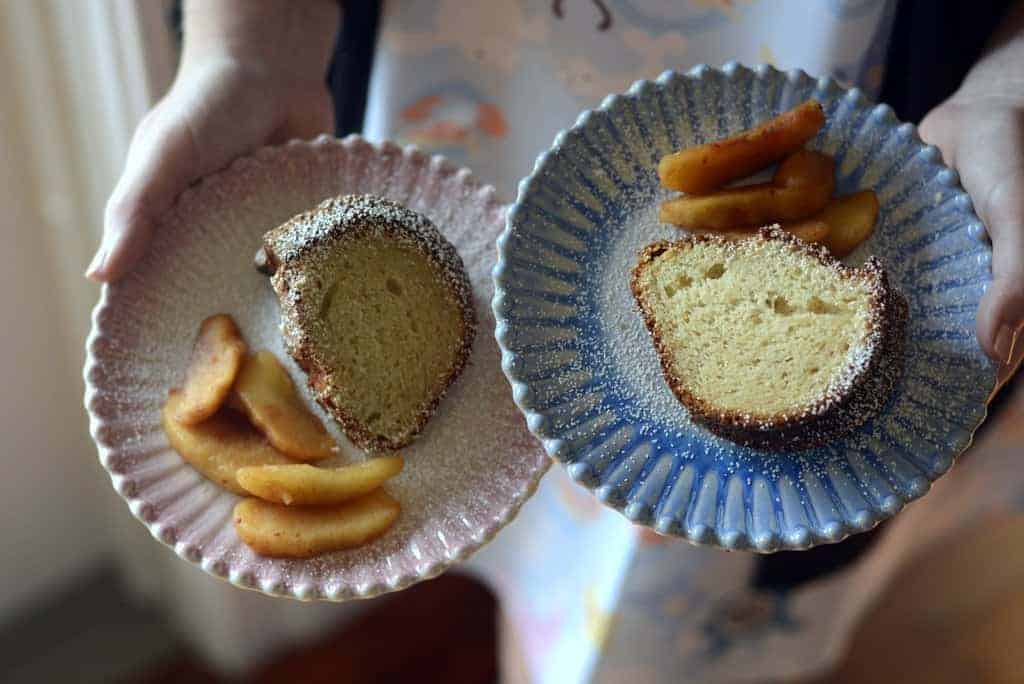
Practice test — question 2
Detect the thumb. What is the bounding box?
[87,104,204,282]
[921,103,1024,367]
[918,105,960,170]
[975,170,1024,366]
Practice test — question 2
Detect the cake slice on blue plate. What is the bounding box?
[631,227,907,450]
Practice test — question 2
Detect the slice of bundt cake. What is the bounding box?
[631,227,906,450]
[258,195,475,452]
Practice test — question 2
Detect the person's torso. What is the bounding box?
[363,0,897,196]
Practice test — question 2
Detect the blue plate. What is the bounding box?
[493,63,997,552]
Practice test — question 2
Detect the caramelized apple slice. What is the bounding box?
[233,351,336,461]
[819,190,880,258]
[658,101,825,194]
[173,314,247,425]
[162,391,292,495]
[233,490,401,558]
[236,456,404,506]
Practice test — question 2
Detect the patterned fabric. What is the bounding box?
[364,0,897,198]
[359,3,1022,682]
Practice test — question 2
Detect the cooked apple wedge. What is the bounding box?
[162,390,292,495]
[173,314,247,425]
[233,490,401,558]
[236,457,404,506]
[233,351,336,461]
[819,190,880,258]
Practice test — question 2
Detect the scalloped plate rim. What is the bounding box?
[492,62,996,553]
[84,134,551,601]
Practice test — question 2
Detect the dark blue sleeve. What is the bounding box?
[327,1,381,136]
[880,0,1014,123]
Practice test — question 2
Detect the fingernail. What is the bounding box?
[994,322,1023,366]
[85,245,107,279]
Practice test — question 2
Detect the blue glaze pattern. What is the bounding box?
[493,64,997,552]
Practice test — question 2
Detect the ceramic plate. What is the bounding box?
[493,63,997,552]
[85,135,549,601]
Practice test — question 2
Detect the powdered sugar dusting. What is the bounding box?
[264,194,477,452]
[631,227,907,448]
[266,194,474,311]
[593,194,687,423]
[496,64,994,551]
[85,136,548,601]
[586,189,904,452]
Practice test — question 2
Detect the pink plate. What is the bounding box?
[84,135,549,601]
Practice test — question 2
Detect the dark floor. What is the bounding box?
[0,568,497,684]
[7,520,1024,684]
[1,568,181,684]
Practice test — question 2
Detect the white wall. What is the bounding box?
[0,140,109,621]
[0,0,173,623]
[0,5,364,670]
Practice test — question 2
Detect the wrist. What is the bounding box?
[180,0,339,86]
[954,63,1024,107]
[951,5,1024,104]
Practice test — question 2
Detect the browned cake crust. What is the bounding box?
[257,194,476,452]
[631,228,908,451]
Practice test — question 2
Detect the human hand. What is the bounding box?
[919,7,1024,368]
[87,0,339,283]
[921,96,1024,366]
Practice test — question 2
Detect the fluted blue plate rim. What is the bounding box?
[492,62,997,552]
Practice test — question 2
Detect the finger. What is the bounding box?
[975,169,1024,364]
[918,105,961,169]
[88,107,202,282]
[979,276,1024,364]
[923,104,1024,366]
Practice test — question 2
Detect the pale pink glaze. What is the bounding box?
[84,135,549,601]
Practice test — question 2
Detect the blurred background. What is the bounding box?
[0,0,182,678]
[0,2,502,682]
[1,1,1023,683]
